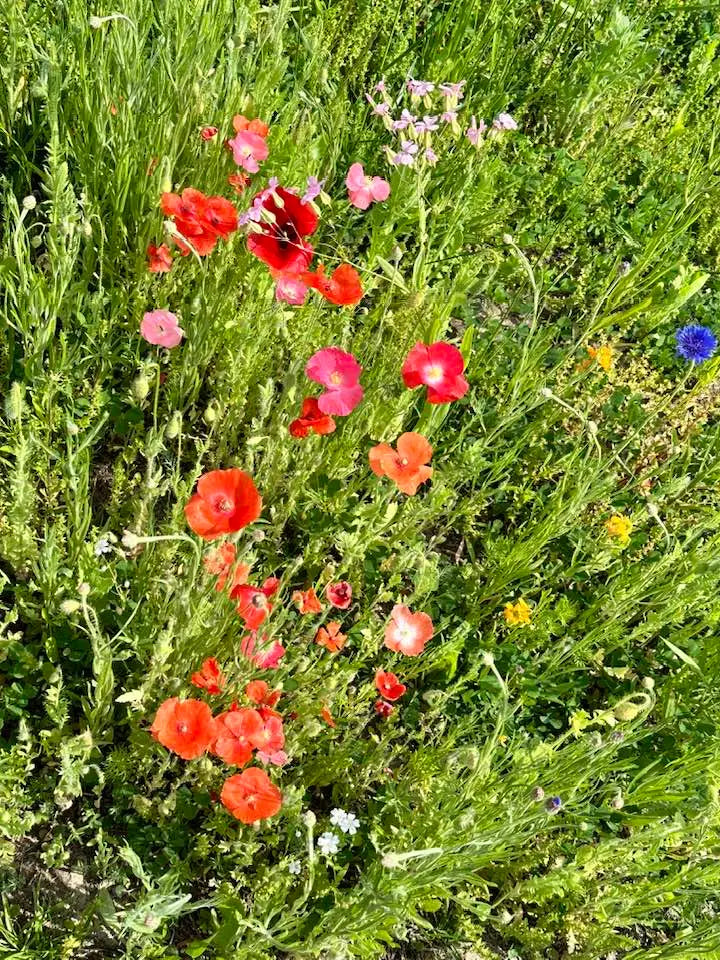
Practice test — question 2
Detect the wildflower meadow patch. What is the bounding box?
[2,1,720,958]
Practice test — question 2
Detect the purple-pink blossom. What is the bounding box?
[493,112,518,131]
[439,81,466,99]
[302,176,325,204]
[407,79,435,97]
[415,115,439,133]
[466,116,487,146]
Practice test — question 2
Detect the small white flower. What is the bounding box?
[317,831,339,856]
[342,812,360,836]
[94,537,112,556]
[329,808,347,828]
[288,859,301,875]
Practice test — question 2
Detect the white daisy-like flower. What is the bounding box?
[288,859,301,875]
[317,831,339,856]
[341,812,360,836]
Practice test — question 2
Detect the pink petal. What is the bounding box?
[370,177,390,202]
[345,162,367,191]
[348,187,373,210]
[318,384,364,416]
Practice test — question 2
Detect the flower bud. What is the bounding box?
[78,582,91,598]
[121,530,140,550]
[610,793,624,810]
[160,174,173,194]
[641,676,655,690]
[532,786,545,802]
[302,810,316,828]
[5,382,24,420]
[203,404,217,425]
[132,374,151,401]
[165,411,182,439]
[88,15,104,28]
[60,599,81,615]
[502,233,514,244]
[382,852,401,869]
[22,195,37,210]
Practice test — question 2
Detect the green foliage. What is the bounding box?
[1,0,720,957]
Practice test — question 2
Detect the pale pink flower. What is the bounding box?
[407,79,435,97]
[274,272,308,306]
[424,147,438,165]
[392,109,416,131]
[493,112,518,131]
[414,115,439,133]
[228,129,269,173]
[466,116,487,146]
[346,162,391,210]
[439,81,466,100]
[384,604,434,657]
[302,176,325,204]
[366,94,390,117]
[257,749,289,766]
[305,347,363,416]
[140,309,184,348]
[389,140,418,166]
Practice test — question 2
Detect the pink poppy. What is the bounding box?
[228,129,269,173]
[240,632,286,669]
[384,603,433,656]
[402,341,469,404]
[346,162,390,210]
[325,581,352,609]
[305,347,364,416]
[140,309,184,348]
[257,749,288,766]
[273,271,309,306]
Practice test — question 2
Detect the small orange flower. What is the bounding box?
[245,680,281,708]
[315,621,346,653]
[190,657,226,695]
[292,587,323,614]
[369,432,433,495]
[220,767,282,823]
[232,114,270,138]
[228,172,251,194]
[320,705,337,728]
[587,344,613,373]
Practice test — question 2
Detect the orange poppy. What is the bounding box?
[384,604,434,656]
[212,707,263,766]
[190,657,226,695]
[185,468,262,540]
[245,680,281,708]
[220,767,282,823]
[150,698,216,759]
[369,432,433,495]
[232,114,270,138]
[292,588,323,614]
[315,621,347,653]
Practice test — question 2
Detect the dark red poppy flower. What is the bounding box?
[375,699,395,717]
[147,243,173,273]
[402,341,469,404]
[185,468,262,541]
[289,397,336,438]
[301,264,363,306]
[325,581,352,609]
[233,585,273,630]
[220,767,282,823]
[150,698,216,759]
[375,669,407,701]
[201,126,218,140]
[247,187,318,273]
[190,657,226,695]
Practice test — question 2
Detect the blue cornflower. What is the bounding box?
[674,324,717,364]
[546,796,563,813]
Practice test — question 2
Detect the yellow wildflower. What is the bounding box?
[605,513,632,545]
[503,598,532,626]
[588,344,613,372]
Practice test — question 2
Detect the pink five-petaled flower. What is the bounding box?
[402,341,469,404]
[493,112,518,131]
[346,163,390,210]
[384,604,434,657]
[140,309,184,348]
[305,347,364,416]
[228,129,269,173]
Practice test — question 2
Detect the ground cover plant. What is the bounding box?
[2,0,720,957]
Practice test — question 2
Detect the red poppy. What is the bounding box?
[246,187,318,273]
[315,621,346,653]
[375,700,395,717]
[375,669,407,701]
[261,576,281,598]
[241,632,286,669]
[161,188,238,257]
[292,588,323,614]
[147,243,173,273]
[150,698,216,759]
[289,398,336,438]
[320,705,337,728]
[325,581,352,609]
[203,542,241,591]
[232,585,273,630]
[301,264,363,306]
[245,680,281,708]
[384,604,433,656]
[220,767,282,823]
[232,115,270,139]
[213,707,263,765]
[402,341,469,404]
[369,432,433,496]
[190,657,226,695]
[228,172,251,194]
[201,126,218,140]
[185,468,262,541]
[252,714,285,754]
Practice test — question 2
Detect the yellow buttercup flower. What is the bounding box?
[504,598,532,626]
[588,344,613,372]
[605,513,632,545]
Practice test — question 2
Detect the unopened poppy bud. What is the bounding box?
[587,420,598,435]
[60,599,81,615]
[502,233,514,244]
[610,793,624,810]
[646,502,660,519]
[225,37,235,51]
[302,810,316,828]
[532,786,545,802]
[203,404,217,424]
[5,382,24,420]
[67,421,79,435]
[78,582,91,598]
[31,235,42,248]
[499,909,513,925]
[641,676,655,690]
[121,530,140,550]
[165,411,182,439]
[82,219,92,236]
[319,191,332,206]
[540,387,554,399]
[22,195,37,210]
[480,651,494,666]
[88,14,103,28]
[132,374,151,401]
[160,174,172,194]
[613,700,641,722]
